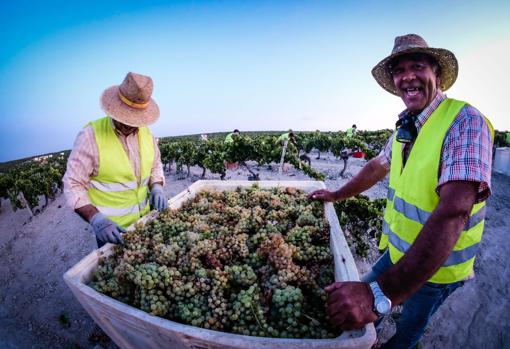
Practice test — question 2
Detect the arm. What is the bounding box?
[326,180,477,330]
[149,135,165,188]
[75,204,99,223]
[309,155,389,201]
[63,126,124,244]
[63,126,98,221]
[378,180,477,304]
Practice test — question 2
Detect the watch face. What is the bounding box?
[376,298,392,314]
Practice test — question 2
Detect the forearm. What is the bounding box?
[333,157,389,200]
[150,137,165,187]
[378,181,476,304]
[75,204,99,223]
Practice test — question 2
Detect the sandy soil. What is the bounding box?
[0,153,508,348]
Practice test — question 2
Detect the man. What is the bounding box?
[225,129,240,143]
[64,72,168,248]
[276,131,297,174]
[309,34,493,348]
[346,124,357,137]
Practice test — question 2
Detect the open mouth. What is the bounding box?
[403,87,422,97]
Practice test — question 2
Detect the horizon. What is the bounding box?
[1,0,509,162]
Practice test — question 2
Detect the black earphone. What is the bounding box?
[395,115,417,143]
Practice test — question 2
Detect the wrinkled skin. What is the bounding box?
[391,54,441,115]
[325,282,378,330]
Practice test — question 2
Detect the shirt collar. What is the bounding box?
[398,91,447,132]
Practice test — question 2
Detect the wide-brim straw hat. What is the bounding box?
[371,34,458,96]
[100,72,160,127]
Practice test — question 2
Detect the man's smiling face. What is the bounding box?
[390,53,441,115]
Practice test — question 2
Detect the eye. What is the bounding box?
[392,67,404,75]
[413,63,425,70]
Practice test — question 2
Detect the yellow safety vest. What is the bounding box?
[346,128,355,137]
[87,117,155,228]
[277,133,290,143]
[379,99,494,284]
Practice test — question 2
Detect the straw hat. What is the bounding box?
[371,34,458,96]
[100,72,160,127]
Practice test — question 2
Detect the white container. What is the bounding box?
[494,147,510,176]
[64,180,376,349]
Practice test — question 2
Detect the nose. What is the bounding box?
[402,70,416,82]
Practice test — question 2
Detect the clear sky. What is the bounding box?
[1,0,509,162]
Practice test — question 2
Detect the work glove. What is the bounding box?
[149,183,168,211]
[90,212,126,245]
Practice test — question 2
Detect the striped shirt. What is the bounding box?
[378,92,492,203]
[63,118,165,210]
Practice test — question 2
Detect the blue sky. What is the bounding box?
[1,0,509,161]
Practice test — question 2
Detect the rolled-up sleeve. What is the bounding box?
[63,126,97,209]
[437,105,493,203]
[377,132,395,170]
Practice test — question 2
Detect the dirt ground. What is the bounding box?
[0,153,508,348]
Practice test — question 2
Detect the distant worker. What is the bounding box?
[309,34,493,348]
[64,72,168,248]
[277,130,297,146]
[346,124,357,137]
[225,129,240,143]
[276,131,297,174]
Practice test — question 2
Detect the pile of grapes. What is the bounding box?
[90,185,338,338]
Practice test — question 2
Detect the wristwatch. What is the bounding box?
[369,281,392,316]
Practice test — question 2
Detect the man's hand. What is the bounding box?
[149,183,168,211]
[308,189,337,202]
[90,212,126,245]
[325,281,378,330]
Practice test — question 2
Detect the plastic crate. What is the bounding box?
[494,147,510,176]
[64,180,376,349]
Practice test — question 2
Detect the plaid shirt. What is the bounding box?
[379,91,493,203]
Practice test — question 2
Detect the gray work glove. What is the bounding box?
[149,183,168,211]
[90,212,126,245]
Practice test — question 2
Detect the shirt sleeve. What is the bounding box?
[378,132,395,170]
[63,126,98,209]
[437,105,493,203]
[149,137,165,187]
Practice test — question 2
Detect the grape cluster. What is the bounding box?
[89,185,337,338]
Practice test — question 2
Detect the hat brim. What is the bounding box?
[100,86,160,127]
[371,47,458,96]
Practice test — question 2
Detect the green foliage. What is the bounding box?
[494,130,510,147]
[334,195,386,257]
[0,153,68,213]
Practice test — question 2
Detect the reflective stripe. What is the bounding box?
[394,196,432,225]
[90,179,138,192]
[393,194,486,231]
[387,225,412,252]
[465,206,486,230]
[382,220,390,235]
[97,199,148,217]
[387,188,395,201]
[443,244,479,267]
[386,223,479,266]
[89,177,151,192]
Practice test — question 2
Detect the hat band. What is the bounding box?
[118,90,149,109]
